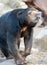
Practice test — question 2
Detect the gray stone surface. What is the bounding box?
[34,27,47,51]
[0,0,28,8]
[26,51,47,64]
[0,59,16,65]
[0,0,28,16]
[0,51,47,65]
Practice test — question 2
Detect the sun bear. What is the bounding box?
[0,8,42,64]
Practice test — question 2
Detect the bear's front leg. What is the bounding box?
[21,28,33,57]
[7,32,26,65]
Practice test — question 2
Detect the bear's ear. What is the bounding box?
[17,9,26,20]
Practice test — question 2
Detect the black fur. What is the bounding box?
[0,8,41,63]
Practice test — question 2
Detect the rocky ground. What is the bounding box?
[0,51,47,65]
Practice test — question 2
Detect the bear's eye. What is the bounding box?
[28,11,31,15]
[18,11,22,15]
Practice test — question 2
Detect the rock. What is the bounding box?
[0,57,6,63]
[0,0,28,9]
[0,0,28,16]
[0,52,47,65]
[25,51,47,64]
[0,0,10,4]
[0,59,17,65]
[8,0,28,9]
[35,26,47,39]
[0,3,12,16]
[34,26,47,51]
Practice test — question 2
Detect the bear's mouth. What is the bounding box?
[35,17,43,27]
[28,16,43,27]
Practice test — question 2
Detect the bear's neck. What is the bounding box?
[19,19,29,28]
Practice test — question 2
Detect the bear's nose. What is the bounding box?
[35,12,42,19]
[36,17,40,19]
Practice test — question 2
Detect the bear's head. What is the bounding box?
[17,8,43,27]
